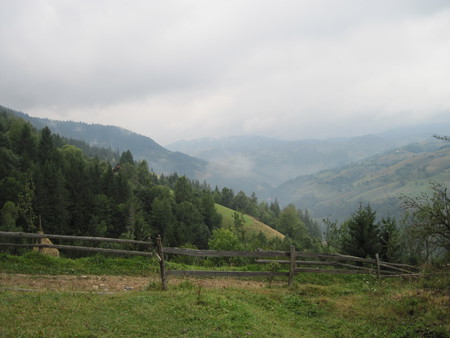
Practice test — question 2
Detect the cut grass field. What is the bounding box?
[1,253,449,337]
[215,204,285,240]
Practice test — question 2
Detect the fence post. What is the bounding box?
[375,253,381,280]
[156,235,167,290]
[288,245,296,286]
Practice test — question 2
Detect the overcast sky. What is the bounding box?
[1,1,450,145]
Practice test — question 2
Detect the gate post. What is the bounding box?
[288,245,296,286]
[156,235,167,290]
[375,253,381,280]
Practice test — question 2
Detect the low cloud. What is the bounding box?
[1,1,449,144]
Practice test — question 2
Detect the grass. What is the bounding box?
[1,275,449,337]
[215,204,285,240]
[0,251,159,275]
[1,253,449,337]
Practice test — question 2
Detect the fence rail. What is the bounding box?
[162,247,288,258]
[0,231,151,246]
[1,231,420,290]
[0,231,153,257]
[155,236,420,290]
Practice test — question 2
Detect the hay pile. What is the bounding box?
[33,236,60,257]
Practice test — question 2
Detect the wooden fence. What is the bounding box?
[0,231,153,257]
[1,231,420,291]
[156,236,420,290]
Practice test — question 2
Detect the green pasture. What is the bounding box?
[0,253,449,337]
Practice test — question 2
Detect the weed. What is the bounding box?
[196,285,205,305]
[176,280,196,290]
[145,281,161,291]
[267,261,281,288]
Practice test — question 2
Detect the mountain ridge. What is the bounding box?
[8,106,449,223]
[273,141,450,222]
[166,126,447,187]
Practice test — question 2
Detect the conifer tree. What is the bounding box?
[341,204,380,258]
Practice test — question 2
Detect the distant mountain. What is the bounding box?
[273,141,450,222]
[166,126,447,186]
[13,110,207,177]
[10,109,272,193]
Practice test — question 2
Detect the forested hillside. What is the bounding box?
[10,107,273,196]
[12,108,208,178]
[0,109,322,253]
[274,141,450,222]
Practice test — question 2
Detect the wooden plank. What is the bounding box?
[162,247,289,258]
[380,273,422,278]
[256,259,338,266]
[0,243,153,257]
[295,252,376,264]
[378,261,419,270]
[379,263,417,274]
[257,260,382,274]
[295,268,373,275]
[0,231,151,246]
[167,270,289,277]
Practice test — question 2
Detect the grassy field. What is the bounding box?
[1,253,449,337]
[215,204,285,240]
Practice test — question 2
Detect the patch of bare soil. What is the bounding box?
[0,273,283,293]
[0,273,151,293]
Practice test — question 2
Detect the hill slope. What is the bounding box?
[274,141,450,221]
[215,204,284,240]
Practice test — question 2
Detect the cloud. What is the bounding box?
[1,0,450,144]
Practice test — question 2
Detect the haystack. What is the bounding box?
[33,236,60,257]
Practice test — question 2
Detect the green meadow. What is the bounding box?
[1,253,449,337]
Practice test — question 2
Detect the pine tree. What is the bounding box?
[341,204,380,258]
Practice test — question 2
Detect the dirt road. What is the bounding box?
[0,273,278,293]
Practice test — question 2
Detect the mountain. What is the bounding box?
[12,110,206,177]
[9,108,272,193]
[166,125,447,187]
[273,141,450,222]
[9,107,450,223]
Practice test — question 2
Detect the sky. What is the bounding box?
[1,0,450,145]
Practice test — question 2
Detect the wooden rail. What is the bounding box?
[156,240,420,289]
[0,231,151,246]
[0,231,152,257]
[162,247,288,258]
[1,231,420,290]
[0,242,153,257]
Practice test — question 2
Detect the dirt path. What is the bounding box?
[0,273,281,293]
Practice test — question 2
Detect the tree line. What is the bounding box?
[324,182,450,264]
